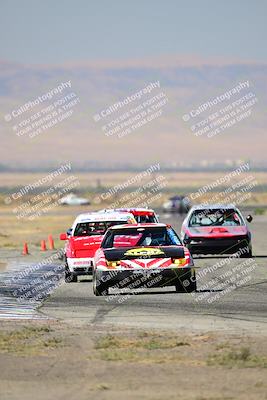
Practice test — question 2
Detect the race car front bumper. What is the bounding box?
[67,257,93,274]
[185,236,251,255]
[95,267,195,291]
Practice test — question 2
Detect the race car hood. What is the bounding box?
[103,246,185,261]
[186,225,248,238]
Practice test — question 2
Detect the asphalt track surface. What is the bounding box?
[40,214,267,334]
[0,259,63,319]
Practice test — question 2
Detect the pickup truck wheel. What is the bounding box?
[65,270,78,283]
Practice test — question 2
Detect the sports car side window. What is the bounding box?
[101,231,113,248]
[167,228,181,245]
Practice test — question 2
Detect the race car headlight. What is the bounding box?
[172,258,187,266]
[106,260,121,268]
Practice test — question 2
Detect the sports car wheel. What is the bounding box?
[92,271,109,296]
[240,246,252,258]
[175,271,196,293]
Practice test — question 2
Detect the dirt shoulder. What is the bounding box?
[0,320,266,400]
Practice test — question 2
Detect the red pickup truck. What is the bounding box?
[60,211,136,282]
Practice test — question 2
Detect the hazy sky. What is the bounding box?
[0,0,266,64]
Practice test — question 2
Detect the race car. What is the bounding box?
[181,204,253,257]
[99,207,159,223]
[93,223,196,296]
[60,211,136,282]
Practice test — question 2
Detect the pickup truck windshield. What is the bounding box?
[73,221,127,236]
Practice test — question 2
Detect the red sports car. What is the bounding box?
[181,204,253,257]
[93,223,196,296]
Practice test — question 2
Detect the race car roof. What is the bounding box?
[108,223,167,230]
[99,207,156,216]
[190,204,236,211]
[73,211,135,224]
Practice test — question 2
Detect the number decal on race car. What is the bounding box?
[124,248,165,257]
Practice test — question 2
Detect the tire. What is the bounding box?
[65,262,78,283]
[240,249,252,258]
[58,252,65,261]
[65,270,78,283]
[175,270,196,293]
[92,270,109,296]
[239,246,253,258]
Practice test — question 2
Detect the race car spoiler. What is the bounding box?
[103,246,185,261]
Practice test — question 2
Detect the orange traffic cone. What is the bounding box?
[48,234,55,250]
[41,240,47,251]
[22,242,29,255]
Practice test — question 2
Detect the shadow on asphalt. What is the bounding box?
[193,255,267,259]
[106,288,223,296]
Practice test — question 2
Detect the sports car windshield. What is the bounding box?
[102,227,181,248]
[73,221,128,236]
[189,209,243,227]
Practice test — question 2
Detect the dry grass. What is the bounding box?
[0,326,63,356]
[0,208,74,249]
[94,332,191,363]
[208,346,267,368]
[1,171,267,188]
[0,170,266,249]
[93,332,267,368]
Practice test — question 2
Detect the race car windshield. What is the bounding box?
[189,209,243,227]
[134,215,157,223]
[73,221,128,236]
[102,227,181,248]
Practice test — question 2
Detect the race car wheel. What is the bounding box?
[175,271,196,293]
[92,271,109,296]
[65,270,78,283]
[239,246,253,258]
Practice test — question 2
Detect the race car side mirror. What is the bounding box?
[60,233,67,240]
[246,215,253,223]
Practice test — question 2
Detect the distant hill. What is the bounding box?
[0,57,266,169]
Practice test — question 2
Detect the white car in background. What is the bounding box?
[59,193,90,206]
